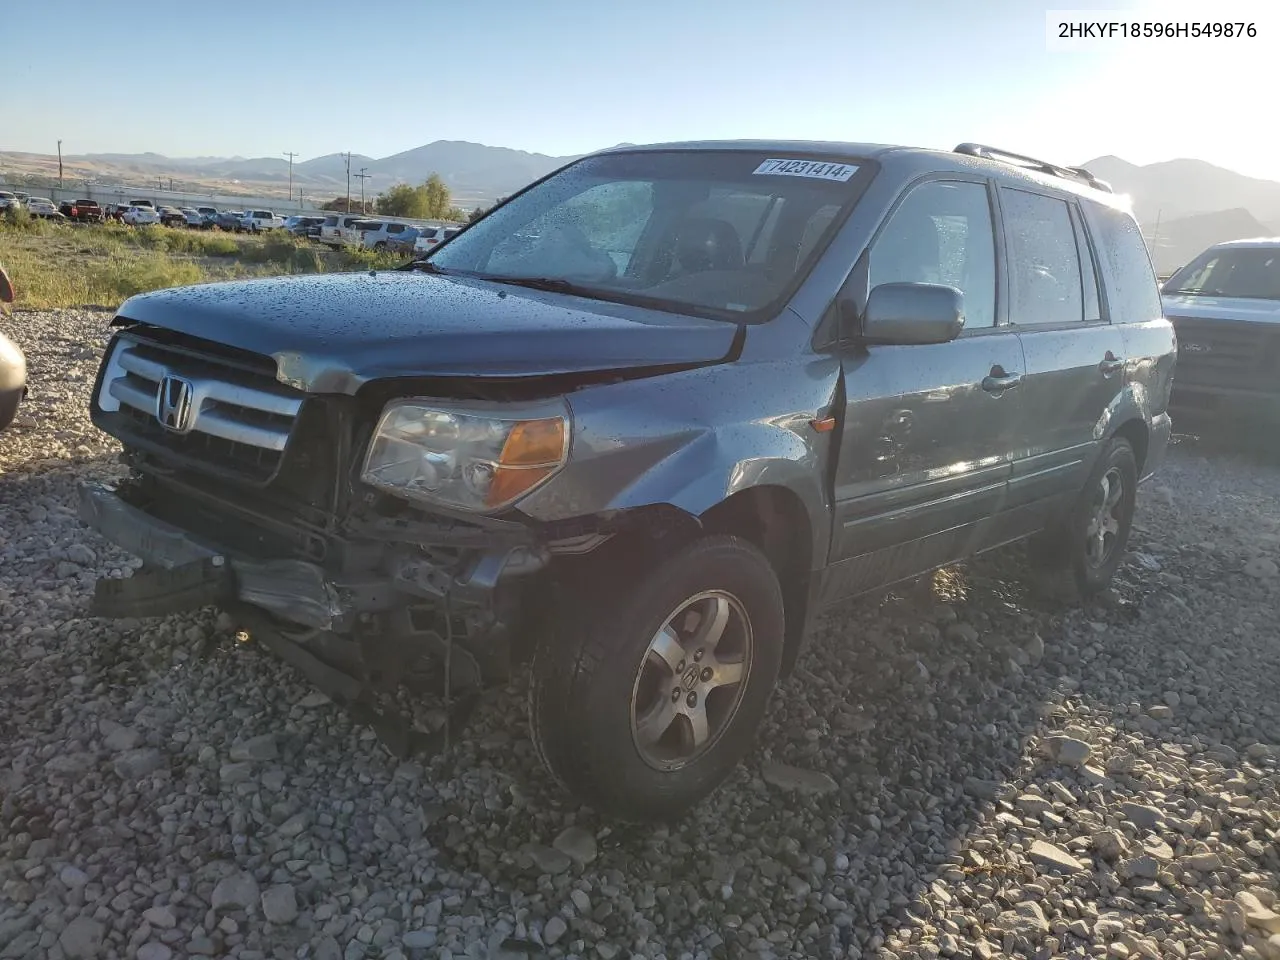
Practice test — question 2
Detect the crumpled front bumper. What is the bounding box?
[78,481,346,629]
[76,481,548,632]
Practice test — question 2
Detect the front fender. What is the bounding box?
[516,352,841,572]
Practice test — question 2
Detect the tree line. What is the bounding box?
[322,172,496,223]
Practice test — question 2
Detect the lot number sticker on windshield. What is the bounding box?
[752,159,858,182]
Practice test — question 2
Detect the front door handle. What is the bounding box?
[982,370,1023,392]
[1099,352,1124,377]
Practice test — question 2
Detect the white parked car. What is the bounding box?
[359,220,418,250]
[182,208,205,227]
[24,197,60,218]
[413,225,462,255]
[122,205,161,226]
[239,210,284,232]
[319,214,370,247]
[0,191,18,211]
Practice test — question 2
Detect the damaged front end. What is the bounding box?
[79,324,676,757]
[77,465,567,755]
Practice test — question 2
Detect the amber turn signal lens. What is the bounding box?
[499,418,566,466]
[485,417,568,508]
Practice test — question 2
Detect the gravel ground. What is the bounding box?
[2,308,1278,960]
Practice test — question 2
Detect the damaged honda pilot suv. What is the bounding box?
[81,141,1174,821]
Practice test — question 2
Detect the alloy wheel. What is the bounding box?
[1084,466,1126,568]
[629,590,752,770]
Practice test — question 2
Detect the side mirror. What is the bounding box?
[0,265,14,305]
[861,282,965,345]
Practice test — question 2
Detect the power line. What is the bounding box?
[283,151,298,204]
[353,168,371,211]
[343,152,352,212]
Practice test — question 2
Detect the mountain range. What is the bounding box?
[1079,156,1280,273]
[0,141,590,207]
[3,139,1277,270]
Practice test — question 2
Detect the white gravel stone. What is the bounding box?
[142,907,176,929]
[58,915,104,959]
[1028,839,1087,874]
[211,871,260,912]
[553,825,598,865]
[760,759,838,794]
[543,916,568,945]
[1046,735,1093,766]
[261,884,298,924]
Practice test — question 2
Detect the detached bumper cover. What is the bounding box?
[77,481,550,631]
[79,481,344,629]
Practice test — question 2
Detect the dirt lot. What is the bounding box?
[2,309,1279,960]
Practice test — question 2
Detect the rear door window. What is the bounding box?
[1085,203,1172,322]
[1001,189,1084,326]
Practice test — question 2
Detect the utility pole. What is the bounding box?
[343,152,352,212]
[57,140,64,188]
[354,168,371,212]
[283,151,298,205]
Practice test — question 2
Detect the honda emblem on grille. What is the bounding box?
[156,375,195,433]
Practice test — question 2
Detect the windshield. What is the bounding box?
[1165,247,1280,301]
[428,150,866,319]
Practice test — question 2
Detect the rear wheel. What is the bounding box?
[1029,436,1138,597]
[529,535,784,822]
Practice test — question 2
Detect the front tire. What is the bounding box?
[1029,436,1138,597]
[529,535,784,822]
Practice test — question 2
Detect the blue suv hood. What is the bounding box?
[117,271,739,394]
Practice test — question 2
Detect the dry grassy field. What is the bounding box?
[0,214,401,310]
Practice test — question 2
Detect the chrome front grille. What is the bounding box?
[97,334,305,482]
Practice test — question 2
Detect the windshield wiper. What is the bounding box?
[479,275,591,295]
[400,259,451,274]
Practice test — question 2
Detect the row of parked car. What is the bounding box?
[315,214,463,255]
[2,189,466,256]
[0,191,68,219]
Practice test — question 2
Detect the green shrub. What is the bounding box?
[338,245,404,271]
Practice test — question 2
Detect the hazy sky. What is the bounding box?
[3,0,1276,177]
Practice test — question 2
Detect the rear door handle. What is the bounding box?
[982,372,1023,392]
[1099,352,1124,377]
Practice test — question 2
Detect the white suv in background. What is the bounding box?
[359,221,417,250]
[319,214,369,247]
[122,205,161,226]
[413,225,462,255]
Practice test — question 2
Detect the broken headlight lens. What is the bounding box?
[361,399,570,512]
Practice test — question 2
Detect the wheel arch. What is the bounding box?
[1110,417,1149,474]
[698,484,815,677]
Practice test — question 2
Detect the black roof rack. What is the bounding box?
[953,143,1113,193]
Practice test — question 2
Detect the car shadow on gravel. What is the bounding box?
[401,543,1134,955]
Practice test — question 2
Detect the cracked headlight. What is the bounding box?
[361,399,570,512]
